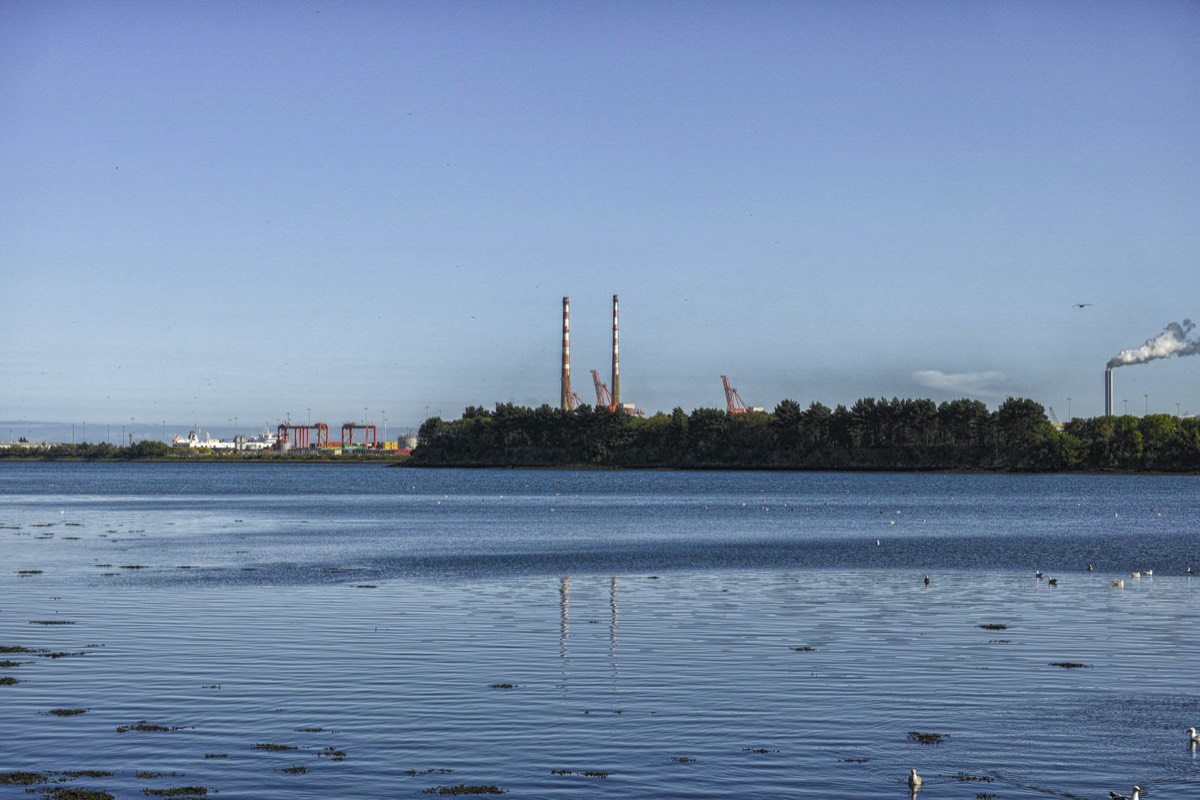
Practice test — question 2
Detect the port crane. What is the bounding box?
[341,423,377,448]
[722,375,752,414]
[277,422,330,450]
[591,369,615,411]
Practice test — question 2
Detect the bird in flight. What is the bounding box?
[1074,303,1092,308]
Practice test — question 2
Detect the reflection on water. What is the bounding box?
[0,464,1198,799]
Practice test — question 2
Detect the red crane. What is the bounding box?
[276,422,330,450]
[591,369,615,411]
[341,423,377,448]
[722,375,751,414]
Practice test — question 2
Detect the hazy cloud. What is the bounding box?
[913,370,1006,398]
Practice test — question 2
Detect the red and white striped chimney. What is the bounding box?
[611,294,620,408]
[561,297,572,411]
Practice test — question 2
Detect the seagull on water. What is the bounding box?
[907,768,922,790]
[1113,579,1125,588]
[1189,726,1199,744]
[1108,786,1140,800]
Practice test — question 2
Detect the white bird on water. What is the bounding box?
[907,768,922,790]
[1108,787,1140,800]
[1189,726,1199,744]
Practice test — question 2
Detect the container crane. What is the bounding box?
[591,369,615,411]
[722,375,751,414]
[341,423,377,448]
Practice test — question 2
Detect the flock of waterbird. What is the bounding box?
[903,576,1199,798]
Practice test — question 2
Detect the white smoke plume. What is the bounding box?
[1107,319,1200,368]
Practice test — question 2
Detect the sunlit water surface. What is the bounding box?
[1,464,1198,799]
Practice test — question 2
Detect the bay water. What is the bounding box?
[1,464,1198,798]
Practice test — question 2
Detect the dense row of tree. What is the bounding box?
[410,398,1200,471]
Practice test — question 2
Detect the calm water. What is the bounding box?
[1,463,1198,799]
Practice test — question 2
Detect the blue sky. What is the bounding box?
[3,1,1198,441]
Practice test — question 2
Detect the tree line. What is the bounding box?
[410,398,1200,471]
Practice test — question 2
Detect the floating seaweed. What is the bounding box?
[907,731,949,745]
[0,772,49,785]
[953,772,995,782]
[1049,662,1089,669]
[977,624,1008,631]
[39,788,115,800]
[405,769,456,777]
[251,743,297,752]
[47,708,90,716]
[116,720,185,733]
[141,788,207,797]
[421,785,505,795]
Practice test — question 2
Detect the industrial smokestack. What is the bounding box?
[561,297,572,411]
[1105,368,1113,417]
[611,294,620,408]
[1108,319,1200,369]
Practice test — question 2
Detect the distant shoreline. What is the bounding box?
[2,454,1195,475]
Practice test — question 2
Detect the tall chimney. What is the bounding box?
[561,297,572,411]
[1104,368,1113,417]
[611,294,620,408]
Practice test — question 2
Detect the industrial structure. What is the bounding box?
[274,422,382,451]
[722,375,763,414]
[1105,368,1114,417]
[611,294,620,408]
[561,294,634,413]
[560,296,572,411]
[277,422,330,450]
